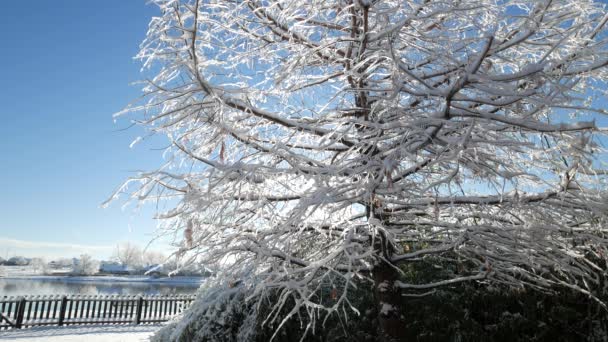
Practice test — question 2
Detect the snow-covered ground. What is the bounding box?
[0,324,161,341]
[0,266,50,277]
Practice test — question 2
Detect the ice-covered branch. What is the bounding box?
[115,0,608,339]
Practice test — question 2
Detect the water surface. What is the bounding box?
[0,278,200,297]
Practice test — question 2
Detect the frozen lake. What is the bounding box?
[0,277,201,297]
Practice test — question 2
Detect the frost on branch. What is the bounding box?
[112,0,608,340]
[152,282,259,342]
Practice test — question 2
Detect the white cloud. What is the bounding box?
[0,237,114,260]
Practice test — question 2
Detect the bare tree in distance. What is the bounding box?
[112,242,143,269]
[142,250,167,267]
[73,254,99,276]
[30,258,48,275]
[109,0,608,340]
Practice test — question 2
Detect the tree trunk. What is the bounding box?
[373,261,406,342]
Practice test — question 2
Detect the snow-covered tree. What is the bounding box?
[143,250,167,267]
[111,242,143,269]
[6,256,29,266]
[30,258,48,274]
[111,0,608,340]
[73,254,99,276]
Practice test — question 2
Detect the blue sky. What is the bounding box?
[0,1,169,260]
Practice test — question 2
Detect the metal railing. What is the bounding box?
[0,294,196,330]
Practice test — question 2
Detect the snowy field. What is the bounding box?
[0,324,161,341]
[0,266,57,277]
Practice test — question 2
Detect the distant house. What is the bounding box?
[99,262,133,275]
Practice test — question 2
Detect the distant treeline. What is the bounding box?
[0,256,34,266]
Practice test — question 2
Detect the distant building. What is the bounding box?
[46,258,73,269]
[99,262,133,275]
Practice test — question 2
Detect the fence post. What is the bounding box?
[134,296,143,325]
[15,297,26,329]
[57,296,68,326]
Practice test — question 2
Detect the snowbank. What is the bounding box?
[0,324,161,341]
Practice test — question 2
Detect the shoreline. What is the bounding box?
[0,275,205,285]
